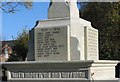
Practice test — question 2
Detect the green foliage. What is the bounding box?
[13,28,29,61]
[8,54,19,61]
[79,2,120,60]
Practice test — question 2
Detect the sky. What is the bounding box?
[2,1,118,40]
[2,1,50,40]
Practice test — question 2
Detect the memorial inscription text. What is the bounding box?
[87,28,98,57]
[36,26,68,58]
[10,71,87,79]
[84,27,98,60]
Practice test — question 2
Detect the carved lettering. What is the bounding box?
[36,27,66,58]
[10,71,87,79]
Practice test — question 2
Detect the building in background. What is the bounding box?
[2,40,14,49]
[0,40,14,62]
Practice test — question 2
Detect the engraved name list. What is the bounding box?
[35,26,68,60]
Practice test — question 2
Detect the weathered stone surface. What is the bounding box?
[35,26,70,61]
[1,61,119,81]
[2,61,93,82]
[26,28,35,61]
[48,0,79,19]
[27,0,99,61]
[84,27,99,60]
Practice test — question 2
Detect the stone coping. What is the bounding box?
[94,60,118,63]
[0,60,119,65]
[35,17,91,26]
[2,60,94,68]
[92,60,118,67]
[37,17,91,23]
[1,60,118,64]
[0,60,119,68]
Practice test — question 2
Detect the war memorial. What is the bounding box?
[0,0,119,82]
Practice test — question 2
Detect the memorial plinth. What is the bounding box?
[26,0,99,61]
[25,0,118,81]
[0,0,119,82]
[27,18,99,61]
[2,61,93,82]
[1,61,118,82]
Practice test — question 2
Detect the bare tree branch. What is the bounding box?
[0,2,32,13]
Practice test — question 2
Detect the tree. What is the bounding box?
[0,1,31,61]
[78,2,120,60]
[0,2,32,13]
[13,28,29,61]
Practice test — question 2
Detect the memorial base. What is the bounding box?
[91,60,118,80]
[0,60,119,82]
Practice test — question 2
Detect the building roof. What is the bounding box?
[2,40,14,48]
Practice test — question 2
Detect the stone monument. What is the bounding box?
[27,0,99,61]
[0,0,119,82]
